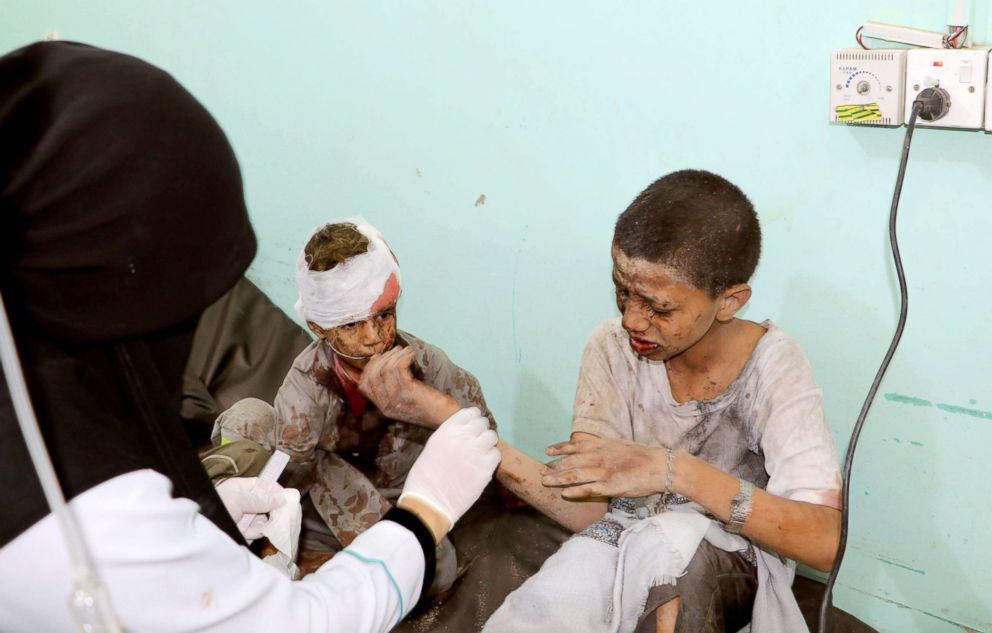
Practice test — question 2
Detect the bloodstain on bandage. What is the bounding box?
[370,272,400,314]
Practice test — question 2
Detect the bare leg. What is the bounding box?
[655,597,679,633]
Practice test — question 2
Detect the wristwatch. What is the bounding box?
[725,479,754,534]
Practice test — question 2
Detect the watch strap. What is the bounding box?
[726,479,754,535]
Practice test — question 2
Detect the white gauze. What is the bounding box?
[294,218,401,329]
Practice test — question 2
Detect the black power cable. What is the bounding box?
[817,97,936,633]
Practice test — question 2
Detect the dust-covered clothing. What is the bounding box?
[213,330,494,547]
[632,540,756,633]
[485,319,841,633]
[573,318,842,510]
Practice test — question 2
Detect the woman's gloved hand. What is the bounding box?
[398,407,500,538]
[216,477,286,542]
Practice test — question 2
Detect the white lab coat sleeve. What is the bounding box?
[0,469,425,633]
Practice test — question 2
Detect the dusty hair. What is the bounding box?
[304,222,370,271]
[613,169,761,296]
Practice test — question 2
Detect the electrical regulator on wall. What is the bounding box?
[829,0,991,130]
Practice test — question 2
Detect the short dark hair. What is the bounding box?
[613,170,761,296]
[304,222,370,272]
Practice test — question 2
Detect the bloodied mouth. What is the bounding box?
[628,336,660,354]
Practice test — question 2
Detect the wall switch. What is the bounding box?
[905,48,988,129]
[830,49,907,126]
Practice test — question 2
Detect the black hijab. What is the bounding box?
[0,42,257,546]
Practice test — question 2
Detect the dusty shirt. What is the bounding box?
[275,332,494,546]
[572,318,842,510]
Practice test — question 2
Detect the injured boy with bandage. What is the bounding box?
[480,170,844,633]
[212,219,495,592]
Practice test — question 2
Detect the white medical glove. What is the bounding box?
[216,477,286,541]
[399,407,500,530]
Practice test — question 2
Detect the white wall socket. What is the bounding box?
[905,48,988,129]
[830,49,907,126]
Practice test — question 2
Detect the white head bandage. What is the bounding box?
[294,218,402,329]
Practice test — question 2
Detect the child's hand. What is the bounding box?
[359,347,460,428]
[541,436,671,499]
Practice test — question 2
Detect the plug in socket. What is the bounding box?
[904,48,988,129]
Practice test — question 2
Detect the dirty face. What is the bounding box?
[611,244,723,363]
[326,305,397,370]
[310,272,401,370]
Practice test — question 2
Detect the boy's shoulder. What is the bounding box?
[395,329,440,360]
[288,338,322,374]
[586,317,629,351]
[397,331,486,397]
[580,318,648,374]
[747,320,817,382]
[396,330,459,371]
[751,320,807,357]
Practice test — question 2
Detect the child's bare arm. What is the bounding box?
[543,436,841,572]
[360,349,608,531]
[676,453,840,572]
[495,438,607,532]
[358,347,460,428]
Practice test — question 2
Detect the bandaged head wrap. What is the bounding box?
[294,218,402,329]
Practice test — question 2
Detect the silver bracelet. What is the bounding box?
[725,479,754,534]
[662,447,674,504]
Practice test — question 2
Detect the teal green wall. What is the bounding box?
[3,2,989,630]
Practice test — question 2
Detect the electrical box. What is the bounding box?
[905,48,988,129]
[830,49,907,126]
